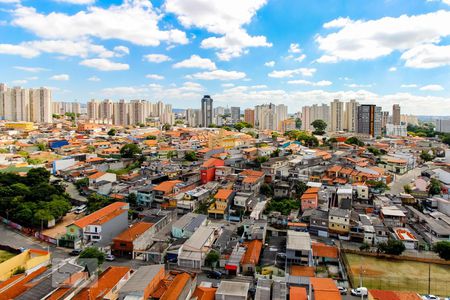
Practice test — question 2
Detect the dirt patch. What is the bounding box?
[42,212,84,238]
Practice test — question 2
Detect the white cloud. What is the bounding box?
[146,74,164,80]
[26,76,38,80]
[289,43,302,53]
[268,68,316,78]
[401,84,417,88]
[143,54,171,63]
[401,44,450,69]
[173,55,216,70]
[346,83,372,88]
[180,81,204,92]
[165,0,270,60]
[294,54,306,62]
[101,86,149,96]
[0,44,40,58]
[113,46,129,57]
[0,0,20,3]
[12,1,188,46]
[287,79,332,86]
[88,76,100,81]
[222,83,234,88]
[50,74,70,81]
[316,10,450,66]
[264,61,275,67]
[323,17,353,29]
[189,69,246,80]
[12,80,28,85]
[80,58,129,71]
[389,67,397,72]
[14,66,48,72]
[420,84,444,91]
[53,0,95,4]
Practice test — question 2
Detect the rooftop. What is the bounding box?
[287,231,311,251]
[216,281,250,297]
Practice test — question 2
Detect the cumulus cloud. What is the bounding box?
[165,0,271,60]
[268,68,316,78]
[188,69,246,80]
[146,74,164,80]
[80,58,129,71]
[420,84,444,91]
[264,61,275,67]
[289,43,302,53]
[400,84,418,88]
[12,79,28,85]
[287,79,332,86]
[143,54,172,63]
[316,10,450,68]
[389,67,397,72]
[88,76,100,81]
[50,74,70,81]
[173,55,216,70]
[53,0,95,4]
[11,1,188,46]
[346,83,372,88]
[14,66,48,72]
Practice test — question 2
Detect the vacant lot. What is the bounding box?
[0,250,15,263]
[345,253,450,296]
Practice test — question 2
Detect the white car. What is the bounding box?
[337,286,347,295]
[422,296,440,300]
[105,254,115,261]
[351,287,368,297]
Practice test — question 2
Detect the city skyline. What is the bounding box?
[0,1,449,114]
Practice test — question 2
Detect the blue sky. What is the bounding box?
[0,0,449,114]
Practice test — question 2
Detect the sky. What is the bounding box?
[0,0,450,114]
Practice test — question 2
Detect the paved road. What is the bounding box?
[389,166,428,195]
[64,181,88,203]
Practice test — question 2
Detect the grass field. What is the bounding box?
[345,253,450,296]
[0,250,16,263]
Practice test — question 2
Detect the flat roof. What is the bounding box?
[216,281,250,297]
[287,231,311,251]
[119,265,163,294]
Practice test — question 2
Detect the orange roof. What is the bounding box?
[290,265,315,277]
[241,240,262,265]
[328,165,342,173]
[290,287,308,300]
[310,278,341,300]
[369,290,422,300]
[240,169,264,177]
[113,222,153,242]
[153,180,182,194]
[0,266,47,300]
[73,266,131,300]
[301,193,318,200]
[192,286,217,300]
[160,273,191,300]
[312,242,339,258]
[304,187,320,194]
[86,157,105,163]
[214,189,234,200]
[201,158,224,168]
[72,202,127,228]
[88,171,107,179]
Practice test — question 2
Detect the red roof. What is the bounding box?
[201,158,224,168]
[290,286,308,300]
[241,240,262,265]
[192,286,217,300]
[72,202,127,228]
[153,180,182,194]
[113,222,153,242]
[312,242,339,259]
[160,273,191,300]
[310,278,341,300]
[214,189,234,200]
[88,171,106,179]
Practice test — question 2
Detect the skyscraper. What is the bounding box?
[113,100,128,126]
[201,95,213,127]
[330,99,345,132]
[186,108,201,127]
[231,106,240,124]
[357,104,382,137]
[344,99,359,132]
[392,104,401,125]
[244,108,255,126]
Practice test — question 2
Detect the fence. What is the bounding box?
[1,217,57,246]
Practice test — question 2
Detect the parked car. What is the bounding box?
[69,249,82,256]
[351,287,368,297]
[206,270,222,279]
[105,254,115,261]
[338,286,347,295]
[422,295,440,300]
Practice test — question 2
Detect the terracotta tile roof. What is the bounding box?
[0,266,47,299]
[241,240,262,265]
[160,273,191,300]
[328,165,342,173]
[86,157,105,163]
[73,266,131,300]
[192,286,217,300]
[312,242,339,258]
[304,187,320,194]
[88,171,106,179]
[72,202,127,228]
[214,189,234,200]
[310,278,341,300]
[290,266,315,277]
[153,180,182,194]
[240,169,264,177]
[201,158,224,168]
[113,222,153,242]
[290,286,308,300]
[301,193,318,200]
[368,290,421,300]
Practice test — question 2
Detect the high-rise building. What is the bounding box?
[99,99,113,124]
[436,119,450,133]
[275,104,288,131]
[186,108,201,127]
[344,99,359,132]
[357,104,382,137]
[301,103,330,131]
[330,99,345,132]
[230,107,240,123]
[113,100,128,126]
[201,95,213,127]
[87,99,99,121]
[301,106,311,131]
[244,108,255,126]
[392,104,401,125]
[400,114,419,126]
[255,103,287,131]
[381,111,390,130]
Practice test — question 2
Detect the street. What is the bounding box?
[64,180,88,203]
[389,166,427,195]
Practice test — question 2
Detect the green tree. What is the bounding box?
[166,150,176,160]
[162,123,171,131]
[120,144,142,158]
[79,247,105,266]
[366,180,389,193]
[107,128,116,136]
[433,241,450,260]
[255,156,269,166]
[293,181,308,196]
[359,243,370,251]
[429,178,441,195]
[34,209,53,230]
[26,167,51,186]
[270,148,281,158]
[145,135,157,140]
[126,193,137,206]
[184,151,198,162]
[377,240,405,255]
[37,143,47,151]
[346,137,364,147]
[295,118,302,129]
[420,150,434,162]
[311,119,327,135]
[367,147,382,156]
[75,178,89,190]
[87,193,113,212]
[205,250,220,269]
[403,185,412,194]
[260,183,273,197]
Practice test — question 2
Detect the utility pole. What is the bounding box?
[428,263,431,295]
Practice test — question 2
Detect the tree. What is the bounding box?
[293,181,307,196]
[26,167,50,186]
[145,135,157,140]
[79,247,105,266]
[429,178,441,195]
[107,128,116,136]
[433,241,450,260]
[184,151,198,162]
[271,148,281,158]
[87,193,113,212]
[120,144,141,158]
[295,118,302,129]
[359,243,370,251]
[166,150,176,160]
[377,240,405,255]
[403,185,412,194]
[367,147,382,156]
[311,119,327,135]
[205,250,220,269]
[37,143,47,151]
[126,193,137,207]
[34,209,53,230]
[441,134,450,146]
[345,137,364,147]
[75,178,89,190]
[255,156,269,167]
[420,150,434,162]
[366,180,389,193]
[162,123,171,131]
[260,183,273,197]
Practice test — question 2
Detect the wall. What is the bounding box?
[0,249,50,281]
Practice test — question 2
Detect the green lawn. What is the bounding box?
[0,250,16,263]
[345,253,450,296]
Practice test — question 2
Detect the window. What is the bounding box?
[120,243,126,247]
[343,226,346,229]
[331,224,334,227]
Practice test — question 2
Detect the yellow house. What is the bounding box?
[0,249,50,281]
[208,189,234,219]
[5,122,34,131]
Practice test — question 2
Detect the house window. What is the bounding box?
[120,243,126,247]
[330,216,334,220]
[331,224,334,227]
[343,226,346,229]
[344,219,347,222]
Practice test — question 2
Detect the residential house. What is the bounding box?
[200,158,224,184]
[393,227,418,250]
[215,281,250,300]
[328,208,351,236]
[261,157,289,181]
[380,206,406,227]
[118,265,165,300]
[336,187,353,209]
[153,180,183,208]
[171,213,207,239]
[309,278,342,300]
[241,240,263,274]
[88,171,117,186]
[136,185,155,207]
[309,210,329,237]
[178,226,216,270]
[286,231,312,265]
[215,166,233,182]
[237,169,265,195]
[112,222,154,257]
[301,188,319,212]
[160,272,196,300]
[208,189,235,220]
